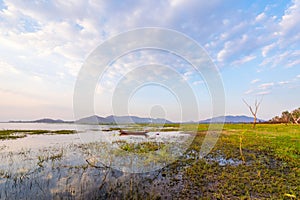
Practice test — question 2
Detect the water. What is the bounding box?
[0,123,248,199]
[0,122,79,130]
[0,123,104,152]
[0,123,197,199]
[0,123,191,152]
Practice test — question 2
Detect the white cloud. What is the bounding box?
[244,89,271,96]
[193,80,204,85]
[0,0,300,120]
[244,89,254,95]
[260,51,290,68]
[231,55,256,66]
[278,81,289,85]
[183,71,193,80]
[258,82,274,90]
[256,90,271,95]
[251,79,260,84]
[257,1,300,70]
[278,0,300,41]
[1,0,296,72]
[297,74,300,78]
[255,12,266,22]
[64,61,83,77]
[286,59,300,68]
[0,60,20,74]
[208,1,300,70]
[261,43,275,57]
[0,0,299,73]
[217,34,250,63]
[0,88,44,107]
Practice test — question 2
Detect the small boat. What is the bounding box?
[119,130,148,137]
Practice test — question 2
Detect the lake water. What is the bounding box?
[0,123,194,173]
[0,123,239,199]
[0,122,79,130]
[0,123,110,151]
[0,123,192,153]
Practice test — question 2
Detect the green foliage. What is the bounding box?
[270,107,300,124]
[0,129,76,140]
[113,141,165,154]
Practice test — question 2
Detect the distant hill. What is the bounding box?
[33,118,66,123]
[76,115,172,124]
[8,115,264,124]
[9,118,72,123]
[200,115,265,123]
[75,115,111,124]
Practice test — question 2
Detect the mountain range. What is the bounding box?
[8,115,264,124]
[9,118,71,123]
[199,115,264,123]
[75,115,172,124]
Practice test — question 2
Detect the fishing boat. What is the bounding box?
[119,129,148,137]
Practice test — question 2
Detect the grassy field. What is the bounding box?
[0,124,299,199]
[176,124,300,199]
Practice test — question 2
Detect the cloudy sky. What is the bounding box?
[0,0,299,121]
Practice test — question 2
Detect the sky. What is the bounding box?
[0,0,299,122]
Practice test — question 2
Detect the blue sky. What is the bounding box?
[0,0,299,121]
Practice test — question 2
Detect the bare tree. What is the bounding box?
[243,98,263,128]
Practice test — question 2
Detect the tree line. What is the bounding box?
[269,108,300,124]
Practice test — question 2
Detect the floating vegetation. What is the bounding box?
[113,140,165,153]
[0,129,76,140]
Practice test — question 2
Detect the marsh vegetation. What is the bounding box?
[0,123,299,199]
[0,129,76,140]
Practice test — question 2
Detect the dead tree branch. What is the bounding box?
[243,97,263,128]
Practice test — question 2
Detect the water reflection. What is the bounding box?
[0,123,195,198]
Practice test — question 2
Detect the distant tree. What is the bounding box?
[291,108,300,124]
[243,98,263,128]
[269,107,300,124]
[271,116,281,123]
[281,111,292,124]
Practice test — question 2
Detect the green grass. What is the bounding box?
[105,124,180,132]
[178,123,300,199]
[102,122,299,199]
[0,129,76,140]
[168,123,300,165]
[220,124,300,166]
[113,140,165,154]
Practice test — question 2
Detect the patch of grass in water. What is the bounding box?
[113,141,165,154]
[37,149,64,167]
[0,129,76,140]
[50,130,76,135]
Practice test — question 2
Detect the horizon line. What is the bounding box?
[3,114,267,123]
